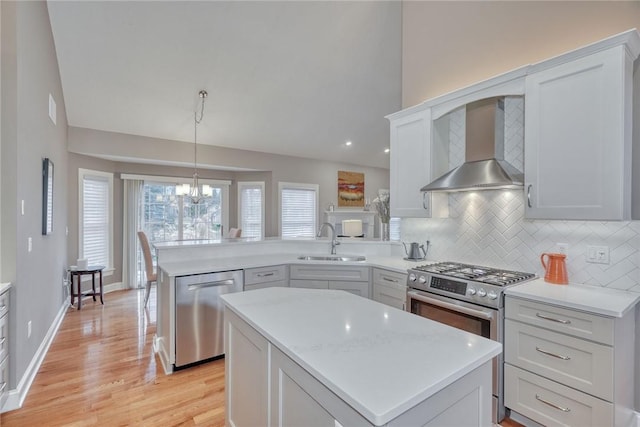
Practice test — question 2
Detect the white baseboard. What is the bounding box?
[2,300,68,412]
[104,281,125,293]
[153,334,173,375]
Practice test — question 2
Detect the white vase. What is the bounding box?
[381,222,390,241]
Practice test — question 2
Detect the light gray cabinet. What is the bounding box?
[244,264,288,291]
[225,309,269,427]
[372,268,407,310]
[290,265,370,298]
[0,287,9,410]
[504,296,635,427]
[523,31,639,220]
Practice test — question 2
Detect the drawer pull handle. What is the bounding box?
[383,277,399,283]
[535,312,571,324]
[256,272,275,278]
[535,394,571,412]
[536,346,570,360]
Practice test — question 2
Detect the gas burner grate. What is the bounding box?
[415,262,535,286]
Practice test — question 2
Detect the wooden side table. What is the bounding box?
[69,265,105,310]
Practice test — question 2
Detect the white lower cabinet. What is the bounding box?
[504,296,635,427]
[371,268,407,310]
[225,309,269,427]
[290,265,370,298]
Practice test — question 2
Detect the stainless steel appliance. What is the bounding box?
[406,262,535,422]
[175,269,243,367]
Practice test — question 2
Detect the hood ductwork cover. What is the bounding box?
[421,97,524,192]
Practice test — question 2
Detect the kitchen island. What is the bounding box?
[222,287,501,426]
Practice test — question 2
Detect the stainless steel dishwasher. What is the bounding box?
[175,269,243,367]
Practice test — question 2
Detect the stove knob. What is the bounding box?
[409,273,417,282]
[488,291,498,300]
[418,275,427,284]
[468,287,477,296]
[477,288,487,297]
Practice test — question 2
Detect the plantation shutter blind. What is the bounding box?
[240,184,263,238]
[83,175,110,267]
[281,187,316,237]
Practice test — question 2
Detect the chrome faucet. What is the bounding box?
[317,222,340,255]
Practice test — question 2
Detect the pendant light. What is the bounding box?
[176,90,212,204]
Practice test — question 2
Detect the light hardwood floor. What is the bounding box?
[2,289,225,426]
[1,289,523,426]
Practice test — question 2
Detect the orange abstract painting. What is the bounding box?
[338,171,364,207]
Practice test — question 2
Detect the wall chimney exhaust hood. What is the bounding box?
[421,97,523,192]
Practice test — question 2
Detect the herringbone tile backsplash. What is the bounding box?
[402,96,640,293]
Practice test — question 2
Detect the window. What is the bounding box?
[79,169,114,274]
[279,182,318,237]
[389,217,401,241]
[141,180,229,242]
[238,182,265,238]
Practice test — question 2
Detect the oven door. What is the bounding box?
[407,289,498,340]
[407,289,504,422]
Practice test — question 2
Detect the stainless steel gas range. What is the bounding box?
[406,262,536,423]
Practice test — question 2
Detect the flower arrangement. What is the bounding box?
[372,190,390,224]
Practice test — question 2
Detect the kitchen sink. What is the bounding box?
[297,255,366,262]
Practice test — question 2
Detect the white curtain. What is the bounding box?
[122,179,143,289]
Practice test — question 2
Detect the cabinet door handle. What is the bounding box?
[536,346,570,360]
[383,277,399,283]
[535,394,571,412]
[535,312,571,324]
[256,272,275,278]
[527,185,532,208]
[422,192,428,210]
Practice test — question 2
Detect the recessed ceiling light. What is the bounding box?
[345,140,352,146]
[384,148,390,153]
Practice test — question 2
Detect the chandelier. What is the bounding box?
[176,90,212,204]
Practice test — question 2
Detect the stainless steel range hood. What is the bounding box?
[421,97,523,192]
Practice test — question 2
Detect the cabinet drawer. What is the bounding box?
[505,319,613,401]
[0,314,8,364]
[505,297,613,345]
[290,265,369,282]
[505,364,612,427]
[372,283,406,310]
[372,268,407,288]
[245,265,288,285]
[290,280,328,290]
[245,280,288,292]
[0,290,8,319]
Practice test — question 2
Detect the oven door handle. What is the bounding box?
[407,290,495,320]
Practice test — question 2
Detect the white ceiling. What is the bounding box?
[47,1,402,169]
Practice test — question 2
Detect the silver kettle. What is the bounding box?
[403,242,427,260]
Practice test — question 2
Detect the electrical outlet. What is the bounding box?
[587,245,610,264]
[556,243,568,254]
[27,321,32,339]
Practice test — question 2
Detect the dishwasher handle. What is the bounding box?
[187,279,236,291]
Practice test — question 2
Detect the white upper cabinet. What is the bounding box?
[524,31,640,220]
[388,107,434,218]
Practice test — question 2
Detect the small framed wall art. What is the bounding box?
[337,171,364,207]
[42,157,54,235]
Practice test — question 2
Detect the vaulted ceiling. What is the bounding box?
[47,1,402,169]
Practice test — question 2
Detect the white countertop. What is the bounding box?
[505,278,640,317]
[221,287,501,426]
[159,253,424,277]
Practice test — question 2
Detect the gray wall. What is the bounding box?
[1,1,69,389]
[68,126,390,235]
